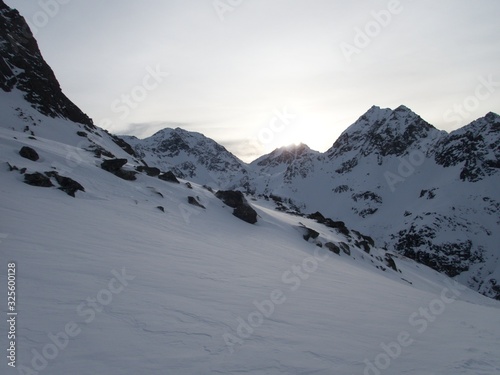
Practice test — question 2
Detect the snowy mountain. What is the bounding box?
[121,105,500,301]
[243,106,500,300]
[1,1,500,374]
[122,128,250,189]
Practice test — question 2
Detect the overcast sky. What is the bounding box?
[5,0,500,162]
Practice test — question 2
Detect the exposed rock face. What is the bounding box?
[215,190,246,208]
[302,226,320,242]
[19,146,39,161]
[434,112,500,182]
[188,196,206,209]
[136,166,161,177]
[101,159,128,173]
[233,204,258,224]
[45,171,85,197]
[325,242,340,255]
[158,171,180,183]
[123,128,249,189]
[101,159,137,181]
[24,172,53,187]
[0,2,94,126]
[215,190,258,224]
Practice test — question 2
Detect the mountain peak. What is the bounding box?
[484,111,500,122]
[0,1,93,126]
[327,105,439,159]
[394,104,413,113]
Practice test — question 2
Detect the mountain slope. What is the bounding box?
[123,128,250,189]
[243,106,500,300]
[2,122,500,375]
[124,106,500,300]
[0,1,93,126]
[1,2,500,373]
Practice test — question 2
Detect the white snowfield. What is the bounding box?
[1,93,500,375]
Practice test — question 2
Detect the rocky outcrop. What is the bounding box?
[101,159,137,181]
[215,190,258,224]
[24,172,52,187]
[158,171,180,183]
[19,146,39,161]
[0,2,94,126]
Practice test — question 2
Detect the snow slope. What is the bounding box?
[246,106,500,300]
[1,2,499,373]
[1,95,500,375]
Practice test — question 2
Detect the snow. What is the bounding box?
[1,93,500,374]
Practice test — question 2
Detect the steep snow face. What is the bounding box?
[123,128,250,189]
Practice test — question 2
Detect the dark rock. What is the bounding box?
[157,206,165,213]
[215,190,245,208]
[355,240,371,254]
[325,242,340,255]
[188,196,206,209]
[339,242,351,256]
[45,171,85,197]
[76,131,87,137]
[385,254,398,272]
[88,144,115,159]
[7,162,18,171]
[303,226,320,241]
[307,211,326,223]
[352,191,383,204]
[101,158,128,172]
[158,171,180,183]
[104,132,137,157]
[215,190,257,224]
[136,166,161,176]
[333,185,351,193]
[185,182,193,189]
[19,146,39,161]
[203,185,214,193]
[24,172,53,187]
[0,3,95,126]
[233,204,258,224]
[324,219,350,236]
[114,169,137,181]
[100,158,136,180]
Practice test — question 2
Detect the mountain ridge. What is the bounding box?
[1,0,499,301]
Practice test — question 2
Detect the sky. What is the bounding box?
[5,0,500,162]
